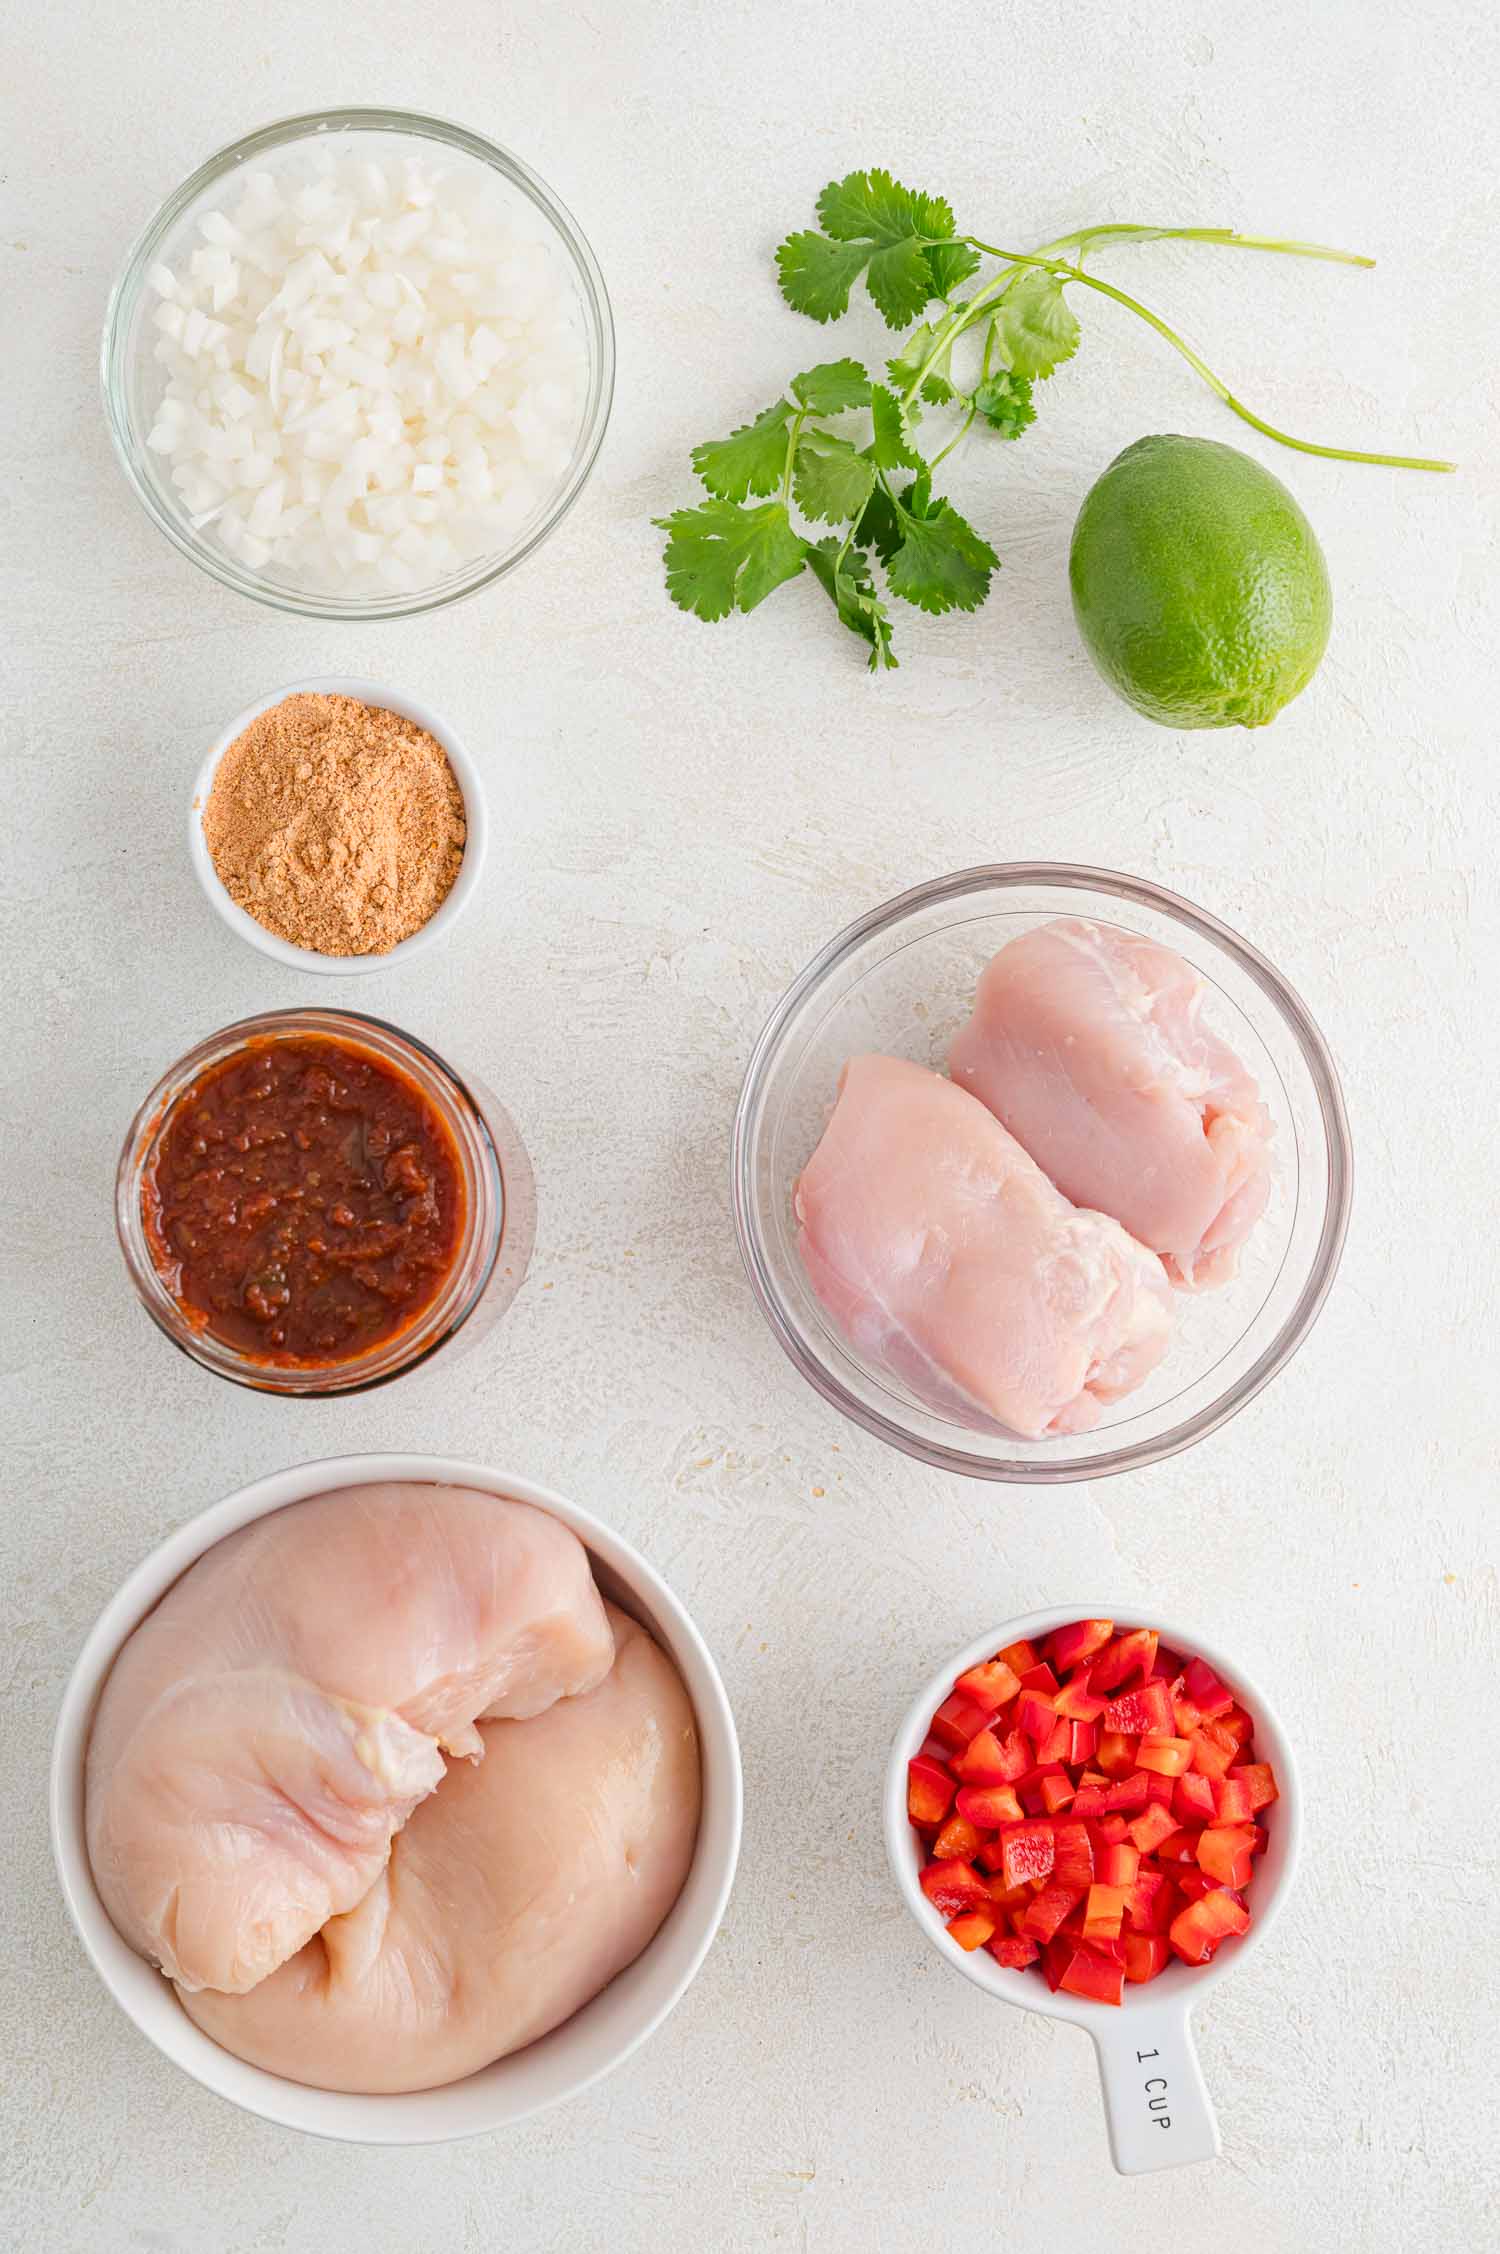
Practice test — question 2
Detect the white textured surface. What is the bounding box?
[3,2,1497,2247]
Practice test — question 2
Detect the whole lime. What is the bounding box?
[1068,434,1332,729]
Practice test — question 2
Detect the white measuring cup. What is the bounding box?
[885,1605,1302,2174]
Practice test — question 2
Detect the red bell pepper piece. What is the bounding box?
[1057,1943,1125,2006]
[1033,1714,1072,1766]
[995,1638,1038,1676]
[1173,1771,1217,1827]
[1187,1724,1237,1781]
[955,1725,1029,1785]
[1067,1719,1099,1766]
[1043,1619,1114,1674]
[1038,1771,1076,1815]
[1054,1674,1108,1723]
[929,1691,993,1751]
[1102,1679,1174,1737]
[946,1911,996,1951]
[1168,1673,1204,1735]
[1092,1812,1129,1845]
[955,1784,1023,1829]
[1125,1867,1177,1933]
[1220,1704,1255,1745]
[1174,1866,1219,1903]
[1127,1801,1179,1856]
[1051,1819,1095,1890]
[1213,1774,1254,1825]
[1196,1823,1256,1888]
[907,1754,957,1828]
[1169,1887,1250,1964]
[1136,1734,1194,1777]
[1122,1931,1171,1984]
[986,1931,1039,1969]
[953,1657,1022,1714]
[1015,1689,1058,1744]
[1022,1880,1085,1943]
[1181,1656,1234,1721]
[1103,1770,1150,1816]
[1089,1627,1159,1694]
[1070,1783,1108,1821]
[1017,1661,1061,1696]
[1236,1761,1279,1811]
[1096,1840,1140,1887]
[919,1859,993,1916]
[933,1813,986,1861]
[999,1820,1056,1890]
[1095,1729,1136,1777]
[1083,1883,1127,1941]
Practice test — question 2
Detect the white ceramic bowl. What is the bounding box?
[50,1454,742,2144]
[189,676,488,974]
[885,1606,1302,2175]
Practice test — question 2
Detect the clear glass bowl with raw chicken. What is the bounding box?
[732,865,1351,1481]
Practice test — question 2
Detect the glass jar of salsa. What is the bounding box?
[116,1010,535,1394]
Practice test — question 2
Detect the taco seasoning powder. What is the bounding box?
[202,692,466,956]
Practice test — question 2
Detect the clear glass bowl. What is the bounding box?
[102,109,614,619]
[116,1009,536,1394]
[732,865,1352,1481]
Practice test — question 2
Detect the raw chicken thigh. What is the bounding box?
[949,919,1273,1288]
[86,1484,615,1995]
[794,1054,1173,1439]
[181,1606,701,2092]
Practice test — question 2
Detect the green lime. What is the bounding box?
[1068,434,1332,729]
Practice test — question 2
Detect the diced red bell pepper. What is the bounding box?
[1089,1627,1159,1694]
[1057,1942,1125,2005]
[1103,1770,1150,1816]
[1067,1719,1099,1766]
[1096,1729,1136,1777]
[1188,1722,1238,1780]
[955,1725,1029,1785]
[1127,1801,1180,1856]
[953,1657,1022,1714]
[1015,1689,1058,1744]
[1041,1935,1072,1991]
[1070,1783,1108,1821]
[1236,1761,1279,1812]
[1122,1931,1171,1984]
[1102,1679,1174,1737]
[1213,1774,1254,1825]
[1181,1655,1234,1720]
[1169,1887,1250,1964]
[955,1784,1023,1829]
[1038,1771,1076,1815]
[1083,1883,1127,1941]
[946,1911,996,1951]
[1035,1714,1073,1766]
[1197,1823,1256,1888]
[1173,1770,1217,1827]
[1051,1819,1095,1890]
[933,1813,986,1861]
[930,1691,993,1751]
[986,1931,1039,1969]
[1092,1812,1129,1845]
[1136,1734,1194,1777]
[1096,1840,1140,1887]
[1125,1868,1178,1933]
[999,1820,1056,1890]
[1221,1704,1255,1745]
[1168,1673,1205,1735]
[907,1754,957,1828]
[984,1875,1031,1910]
[1017,1661,1061,1695]
[919,1859,992,1917]
[1151,1826,1198,1863]
[995,1638,1038,1676]
[1174,1866,1220,1904]
[1054,1674,1108,1723]
[1044,1618,1114,1674]
[1023,1880,1085,1944]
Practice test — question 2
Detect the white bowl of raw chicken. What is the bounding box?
[49,1455,742,2143]
[732,865,1352,1482]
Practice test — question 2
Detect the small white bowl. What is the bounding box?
[51,1454,742,2144]
[885,1607,1302,2175]
[189,676,488,974]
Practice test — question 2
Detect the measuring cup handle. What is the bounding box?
[1089,1998,1219,2174]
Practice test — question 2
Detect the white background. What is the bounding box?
[4,3,1497,2248]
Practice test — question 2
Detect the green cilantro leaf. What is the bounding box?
[854,481,903,565]
[886,322,957,404]
[883,486,998,614]
[656,500,808,620]
[776,231,875,323]
[995,271,1080,379]
[807,539,898,670]
[690,401,794,502]
[779,170,960,330]
[867,383,924,471]
[924,240,981,298]
[793,432,876,524]
[973,369,1036,438]
[790,359,872,414]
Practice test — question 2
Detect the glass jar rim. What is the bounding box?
[101,107,615,620]
[116,1008,505,1395]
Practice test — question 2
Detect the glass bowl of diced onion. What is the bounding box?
[102,109,614,618]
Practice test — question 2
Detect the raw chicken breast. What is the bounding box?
[949,919,1273,1288]
[794,1054,1173,1440]
[181,1606,701,2093]
[86,1484,614,1996]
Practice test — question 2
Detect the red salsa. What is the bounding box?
[144,1035,464,1365]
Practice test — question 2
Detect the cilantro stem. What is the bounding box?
[956,239,1455,471]
[780,407,808,502]
[1033,224,1376,269]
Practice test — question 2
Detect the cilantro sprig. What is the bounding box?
[658,171,1454,670]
